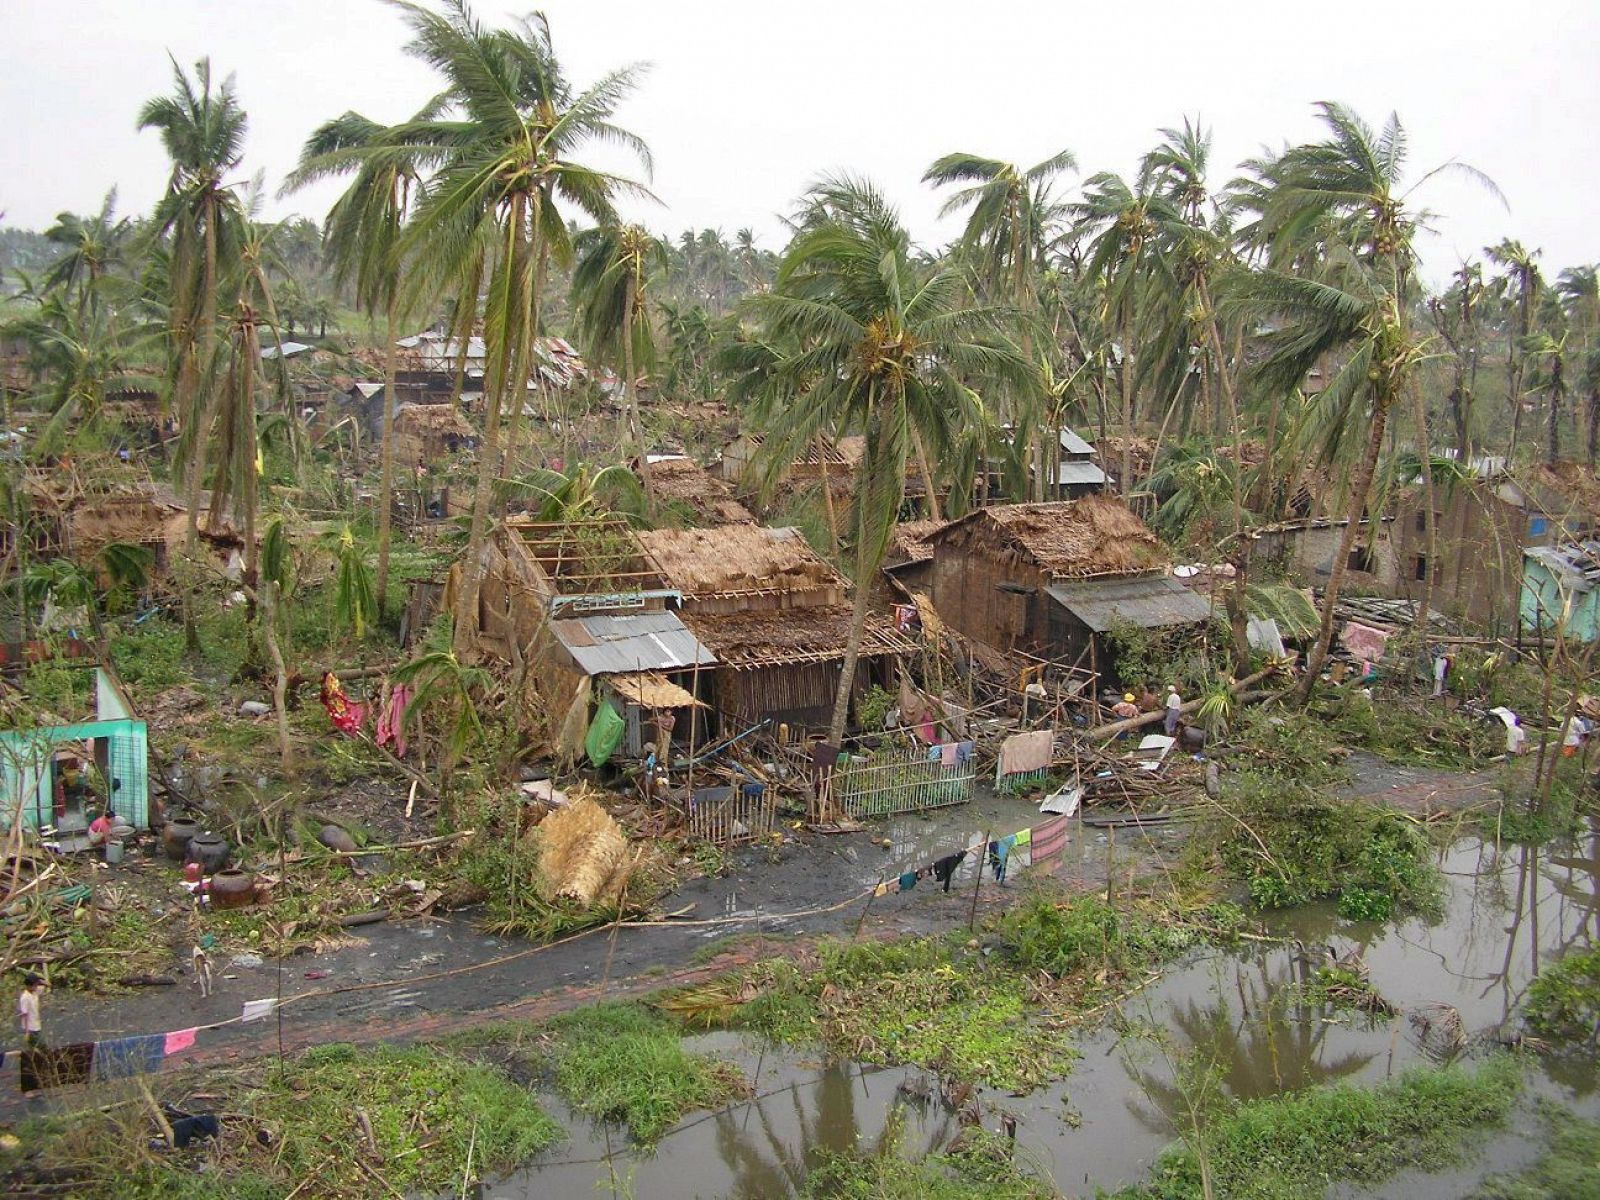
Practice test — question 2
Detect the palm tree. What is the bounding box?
[138,56,249,651]
[375,1,653,653]
[284,106,429,618]
[1485,239,1542,461]
[570,223,666,480]
[740,177,1032,745]
[1071,171,1163,497]
[923,149,1074,502]
[1234,103,1496,698]
[41,191,131,324]
[1428,261,1486,460]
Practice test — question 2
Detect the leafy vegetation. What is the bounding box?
[802,1119,1054,1199]
[1109,1057,1523,1200]
[1198,773,1441,920]
[0,1043,560,1200]
[543,1002,744,1142]
[1523,944,1600,1046]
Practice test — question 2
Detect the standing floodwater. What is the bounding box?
[489,827,1599,1199]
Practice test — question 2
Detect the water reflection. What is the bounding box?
[493,827,1600,1199]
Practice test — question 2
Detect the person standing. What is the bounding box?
[18,974,45,1048]
[1164,684,1183,737]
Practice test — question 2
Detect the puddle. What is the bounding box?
[483,827,1599,1199]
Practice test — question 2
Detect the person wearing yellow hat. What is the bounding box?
[1111,692,1140,720]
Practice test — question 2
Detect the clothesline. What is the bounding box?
[7,883,881,1089]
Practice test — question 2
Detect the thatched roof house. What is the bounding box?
[16,464,188,574]
[638,525,914,731]
[392,403,476,465]
[922,497,1208,664]
[636,456,755,527]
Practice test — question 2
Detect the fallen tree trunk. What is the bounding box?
[1087,668,1276,743]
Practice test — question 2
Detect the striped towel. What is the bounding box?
[1029,817,1070,871]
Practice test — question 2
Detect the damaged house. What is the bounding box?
[633,455,755,527]
[921,496,1211,669]
[638,525,917,733]
[472,517,715,755]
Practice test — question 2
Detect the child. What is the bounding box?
[191,945,213,999]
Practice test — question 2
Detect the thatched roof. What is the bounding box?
[394,403,475,435]
[886,519,947,566]
[683,604,916,668]
[640,526,844,599]
[638,457,754,526]
[928,496,1168,578]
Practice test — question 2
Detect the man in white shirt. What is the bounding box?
[1164,685,1183,736]
[18,974,44,1048]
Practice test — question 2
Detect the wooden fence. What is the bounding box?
[835,742,976,819]
[686,784,778,845]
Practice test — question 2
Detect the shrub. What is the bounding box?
[1524,945,1600,1046]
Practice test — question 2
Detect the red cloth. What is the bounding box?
[320,673,368,737]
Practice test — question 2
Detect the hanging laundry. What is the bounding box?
[1029,817,1070,871]
[939,743,959,767]
[320,673,368,737]
[931,850,967,892]
[989,835,1019,883]
[897,871,918,893]
[164,1028,198,1056]
[1010,827,1033,871]
[240,998,278,1023]
[997,730,1052,777]
[927,744,942,762]
[92,1034,165,1081]
[20,1043,93,1091]
[873,881,892,898]
[954,740,975,765]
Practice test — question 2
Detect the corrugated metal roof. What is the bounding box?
[1057,461,1109,486]
[1526,541,1600,593]
[1059,428,1096,456]
[549,610,716,676]
[1046,575,1213,632]
[262,341,312,360]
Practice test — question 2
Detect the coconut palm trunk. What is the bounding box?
[375,300,398,616]
[1293,392,1390,703]
[452,196,523,655]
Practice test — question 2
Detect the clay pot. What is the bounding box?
[185,832,230,873]
[209,868,256,910]
[162,816,200,862]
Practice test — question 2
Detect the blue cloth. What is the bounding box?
[898,870,918,893]
[955,740,975,765]
[927,745,942,762]
[92,1034,165,1081]
[990,834,1018,882]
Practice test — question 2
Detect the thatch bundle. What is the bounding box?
[641,525,844,598]
[535,791,629,906]
[683,604,909,667]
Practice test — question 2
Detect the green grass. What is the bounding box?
[1523,944,1600,1046]
[1109,1057,1523,1200]
[0,1042,560,1199]
[801,1122,1055,1199]
[1473,1103,1600,1199]
[545,1002,744,1142]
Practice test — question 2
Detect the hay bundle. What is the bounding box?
[535,791,628,906]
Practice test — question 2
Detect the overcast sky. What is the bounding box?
[4,0,1597,285]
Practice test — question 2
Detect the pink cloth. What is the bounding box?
[939,742,959,767]
[1339,621,1391,664]
[375,683,413,757]
[164,1028,197,1055]
[998,729,1053,777]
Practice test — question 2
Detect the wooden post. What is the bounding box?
[968,830,989,932]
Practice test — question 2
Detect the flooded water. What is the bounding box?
[483,827,1599,1199]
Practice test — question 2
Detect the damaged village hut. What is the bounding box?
[632,455,755,527]
[638,525,918,735]
[472,516,715,762]
[918,496,1212,679]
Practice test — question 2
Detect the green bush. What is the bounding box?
[1524,945,1600,1046]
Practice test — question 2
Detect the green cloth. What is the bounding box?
[585,699,626,767]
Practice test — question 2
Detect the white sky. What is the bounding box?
[3,0,1597,286]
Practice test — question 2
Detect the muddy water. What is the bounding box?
[485,828,1598,1200]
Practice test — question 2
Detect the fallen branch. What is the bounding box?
[1088,668,1275,742]
[309,830,475,860]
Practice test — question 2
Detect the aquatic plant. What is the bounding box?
[1523,944,1600,1047]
